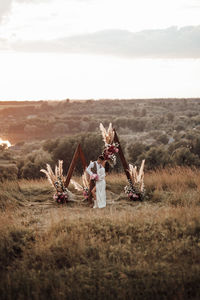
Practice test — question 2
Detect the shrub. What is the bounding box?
[157,134,169,145]
[172,147,200,167]
[0,164,18,182]
[127,142,146,163]
[51,133,104,174]
[141,146,171,170]
[20,149,53,179]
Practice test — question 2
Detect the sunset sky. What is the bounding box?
[0,0,200,100]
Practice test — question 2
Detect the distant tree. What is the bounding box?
[24,124,38,135]
[43,139,58,152]
[191,138,200,158]
[168,139,191,154]
[0,164,18,182]
[172,147,200,167]
[133,109,138,117]
[115,117,128,128]
[20,149,53,179]
[52,124,69,134]
[79,121,90,132]
[157,134,169,145]
[175,124,185,131]
[127,142,146,163]
[141,108,147,117]
[51,133,104,174]
[167,112,174,122]
[141,146,171,170]
[127,119,146,132]
[88,121,99,132]
[21,162,40,179]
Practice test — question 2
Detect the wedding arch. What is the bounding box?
[41,124,145,203]
[64,129,132,189]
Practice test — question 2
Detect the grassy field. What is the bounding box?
[0,168,200,300]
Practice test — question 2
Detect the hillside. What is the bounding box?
[1,98,200,182]
[0,168,200,300]
[1,98,200,144]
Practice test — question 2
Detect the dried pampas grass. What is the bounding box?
[70,180,83,192]
[70,170,90,191]
[99,123,115,145]
[82,171,90,189]
[128,160,145,192]
[40,160,66,190]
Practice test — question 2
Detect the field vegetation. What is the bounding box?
[0,99,200,299]
[0,168,200,299]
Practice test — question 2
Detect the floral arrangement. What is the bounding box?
[53,191,69,204]
[40,160,73,204]
[99,123,119,166]
[90,173,99,181]
[70,170,90,200]
[124,160,145,201]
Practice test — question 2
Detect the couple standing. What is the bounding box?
[86,155,108,208]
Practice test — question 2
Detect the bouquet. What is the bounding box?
[90,173,99,181]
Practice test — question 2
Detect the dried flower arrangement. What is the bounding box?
[124,160,145,201]
[99,123,119,167]
[40,160,73,204]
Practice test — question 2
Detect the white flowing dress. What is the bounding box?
[86,161,106,208]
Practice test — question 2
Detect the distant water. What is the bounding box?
[0,52,200,100]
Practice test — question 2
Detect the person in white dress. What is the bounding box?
[86,155,107,208]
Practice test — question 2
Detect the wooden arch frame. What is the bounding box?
[64,144,87,187]
[64,129,131,189]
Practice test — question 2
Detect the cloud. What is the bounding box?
[0,38,10,50]
[12,26,200,58]
[16,0,51,3]
[0,1,12,22]
[0,0,51,23]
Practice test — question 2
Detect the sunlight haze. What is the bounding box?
[0,0,200,100]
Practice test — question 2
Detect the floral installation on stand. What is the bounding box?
[124,160,145,201]
[70,170,90,201]
[40,160,73,204]
[99,123,119,167]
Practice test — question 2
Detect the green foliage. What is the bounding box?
[141,146,171,170]
[167,112,174,122]
[172,147,200,167]
[1,99,200,178]
[192,138,200,157]
[19,149,53,179]
[115,117,146,132]
[49,133,104,174]
[0,164,18,182]
[127,142,146,163]
[157,134,169,145]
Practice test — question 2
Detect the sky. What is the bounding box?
[0,0,200,100]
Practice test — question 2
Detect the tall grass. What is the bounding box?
[0,167,200,299]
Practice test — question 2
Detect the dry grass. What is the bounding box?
[0,167,200,299]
